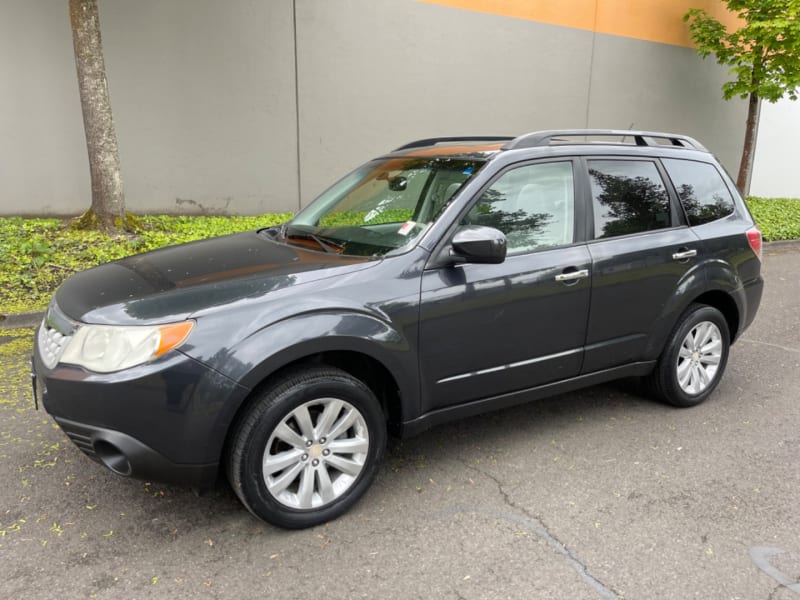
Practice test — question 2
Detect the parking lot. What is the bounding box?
[1,243,798,600]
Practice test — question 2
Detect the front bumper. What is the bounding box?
[32,339,250,489]
[53,416,218,488]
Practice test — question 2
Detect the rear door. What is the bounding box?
[581,157,701,373]
[418,159,592,412]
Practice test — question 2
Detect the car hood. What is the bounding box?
[54,231,377,324]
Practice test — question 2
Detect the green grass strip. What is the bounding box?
[0,199,797,314]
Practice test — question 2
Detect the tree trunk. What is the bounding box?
[736,91,761,196]
[69,0,126,229]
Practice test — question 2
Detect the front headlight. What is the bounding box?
[59,321,194,373]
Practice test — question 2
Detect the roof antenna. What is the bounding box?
[623,123,636,144]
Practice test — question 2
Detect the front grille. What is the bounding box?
[37,322,71,369]
[37,302,77,370]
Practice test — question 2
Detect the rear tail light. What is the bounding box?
[746,226,762,261]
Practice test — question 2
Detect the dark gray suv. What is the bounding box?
[32,130,763,528]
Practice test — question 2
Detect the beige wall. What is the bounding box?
[0,0,745,216]
[101,1,299,215]
[0,1,88,215]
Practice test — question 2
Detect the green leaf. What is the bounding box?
[745,197,800,241]
[684,1,800,101]
[0,213,292,314]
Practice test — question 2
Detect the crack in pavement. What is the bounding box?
[739,337,800,354]
[427,459,620,600]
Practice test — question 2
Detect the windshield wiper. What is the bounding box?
[283,227,345,254]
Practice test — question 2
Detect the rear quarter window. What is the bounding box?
[662,158,735,226]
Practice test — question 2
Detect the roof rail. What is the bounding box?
[395,136,514,151]
[503,129,707,152]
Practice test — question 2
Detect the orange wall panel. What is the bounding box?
[418,0,741,48]
[416,0,597,31]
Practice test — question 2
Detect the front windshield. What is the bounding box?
[284,157,486,257]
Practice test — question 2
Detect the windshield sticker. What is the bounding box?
[397,221,416,236]
[462,167,473,175]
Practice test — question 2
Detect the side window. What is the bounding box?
[662,158,735,226]
[464,161,575,254]
[588,160,671,239]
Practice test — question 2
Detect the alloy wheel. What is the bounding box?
[262,398,369,510]
[675,320,723,395]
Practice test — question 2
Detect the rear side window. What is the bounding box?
[662,158,735,226]
[588,160,671,239]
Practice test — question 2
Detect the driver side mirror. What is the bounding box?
[450,225,507,264]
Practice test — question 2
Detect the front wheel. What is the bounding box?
[227,367,386,528]
[646,304,730,407]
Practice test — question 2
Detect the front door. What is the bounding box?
[417,160,591,413]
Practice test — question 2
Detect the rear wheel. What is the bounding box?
[646,304,730,407]
[227,367,386,528]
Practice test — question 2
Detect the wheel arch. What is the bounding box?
[226,349,405,443]
[644,259,744,360]
[212,311,417,468]
[645,287,741,361]
[689,289,740,342]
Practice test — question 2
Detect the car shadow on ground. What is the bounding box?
[88,379,665,533]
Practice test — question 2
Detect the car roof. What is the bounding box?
[389,129,709,161]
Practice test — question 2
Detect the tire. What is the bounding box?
[227,366,386,529]
[646,304,730,407]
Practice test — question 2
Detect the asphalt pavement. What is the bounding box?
[1,243,798,600]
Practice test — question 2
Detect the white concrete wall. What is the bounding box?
[751,99,800,198]
[101,1,299,215]
[295,0,746,203]
[0,1,88,215]
[0,0,749,216]
[586,33,745,171]
[294,0,595,203]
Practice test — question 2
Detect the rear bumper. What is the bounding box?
[737,275,764,340]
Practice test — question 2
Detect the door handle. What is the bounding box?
[672,249,697,261]
[555,269,589,283]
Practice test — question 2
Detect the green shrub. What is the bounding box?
[1,201,797,315]
[745,197,800,242]
[0,214,291,314]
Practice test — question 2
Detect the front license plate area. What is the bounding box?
[31,368,44,411]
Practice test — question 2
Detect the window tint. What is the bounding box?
[662,158,735,225]
[588,160,671,239]
[464,161,574,253]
